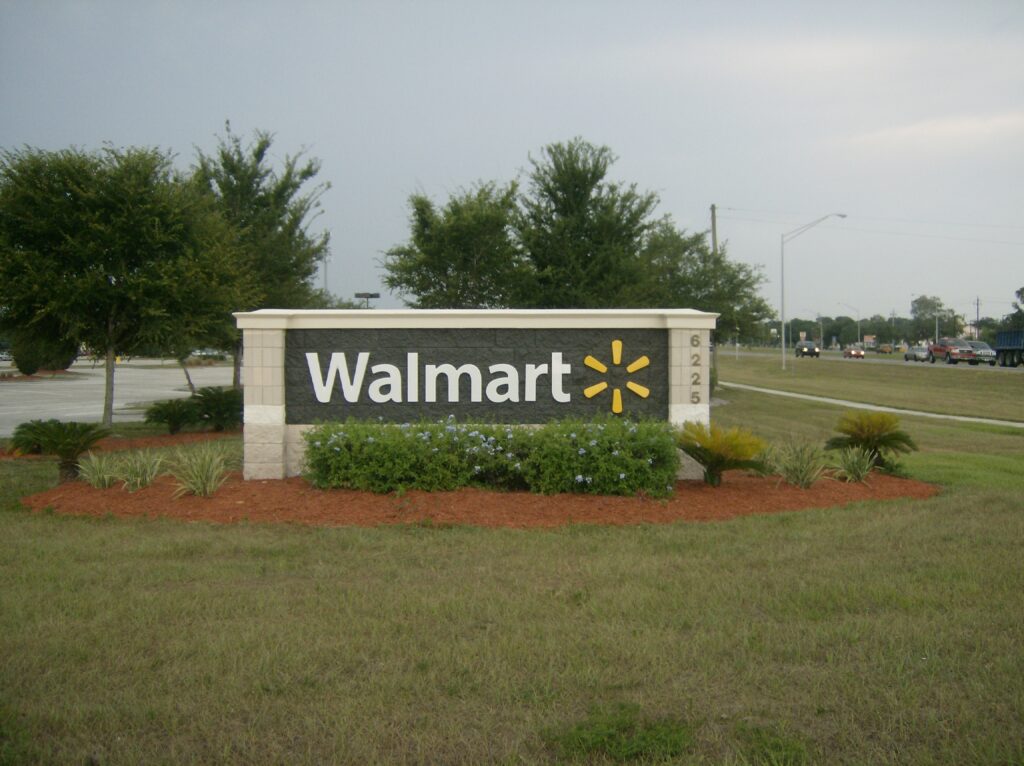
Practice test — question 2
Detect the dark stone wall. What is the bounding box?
[285,328,668,423]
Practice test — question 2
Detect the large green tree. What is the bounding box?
[633,220,773,339]
[0,146,243,425]
[514,138,658,308]
[194,125,331,383]
[385,138,771,324]
[911,295,961,342]
[383,182,521,308]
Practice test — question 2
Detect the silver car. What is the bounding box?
[904,346,929,362]
[968,341,997,366]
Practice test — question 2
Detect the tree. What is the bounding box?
[383,182,521,308]
[999,287,1024,332]
[513,138,658,308]
[194,124,331,383]
[386,138,770,323]
[910,295,961,342]
[0,146,242,425]
[633,220,773,340]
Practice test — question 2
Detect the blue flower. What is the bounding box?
[575,474,584,483]
[578,448,586,455]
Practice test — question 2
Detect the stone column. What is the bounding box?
[668,327,711,427]
[241,326,287,480]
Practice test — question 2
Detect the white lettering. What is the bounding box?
[368,364,402,403]
[407,352,418,402]
[486,363,520,403]
[524,363,548,402]
[425,363,483,403]
[551,352,571,403]
[305,352,369,403]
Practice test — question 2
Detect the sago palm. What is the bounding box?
[824,411,917,471]
[676,422,766,487]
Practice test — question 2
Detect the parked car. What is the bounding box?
[0,349,11,362]
[794,340,820,358]
[928,337,976,365]
[967,341,997,366]
[843,346,865,359]
[904,346,929,362]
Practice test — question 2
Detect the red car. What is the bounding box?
[843,346,864,359]
[928,337,976,365]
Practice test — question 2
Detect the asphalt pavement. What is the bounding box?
[0,358,233,437]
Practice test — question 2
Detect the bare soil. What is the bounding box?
[15,432,939,529]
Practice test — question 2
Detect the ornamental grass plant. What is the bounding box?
[830,446,876,483]
[775,440,828,489]
[170,443,230,498]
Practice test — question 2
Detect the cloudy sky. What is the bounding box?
[2,0,1022,325]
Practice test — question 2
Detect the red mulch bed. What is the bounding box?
[13,432,939,529]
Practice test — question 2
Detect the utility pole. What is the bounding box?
[975,296,981,339]
[710,204,718,256]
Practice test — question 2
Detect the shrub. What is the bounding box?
[11,420,110,481]
[145,398,200,435]
[303,417,679,497]
[11,329,77,374]
[831,447,874,483]
[825,411,917,471]
[521,418,679,497]
[194,386,242,432]
[675,421,766,487]
[10,419,62,455]
[77,452,122,489]
[170,443,230,498]
[776,441,827,489]
[119,450,164,492]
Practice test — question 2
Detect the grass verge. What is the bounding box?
[1,389,1022,763]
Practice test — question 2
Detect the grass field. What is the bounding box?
[2,382,1023,763]
[716,351,1024,422]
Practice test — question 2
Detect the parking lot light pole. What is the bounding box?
[354,291,380,309]
[781,213,846,370]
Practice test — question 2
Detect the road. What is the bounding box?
[722,349,1022,372]
[0,359,233,437]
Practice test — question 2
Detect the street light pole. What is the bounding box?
[781,213,846,370]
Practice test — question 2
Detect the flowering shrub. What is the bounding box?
[303,416,679,497]
[520,417,678,497]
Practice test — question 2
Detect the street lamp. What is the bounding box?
[781,213,846,369]
[354,291,380,309]
[839,302,861,347]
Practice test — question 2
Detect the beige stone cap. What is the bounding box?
[234,308,718,331]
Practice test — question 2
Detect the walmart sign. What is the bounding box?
[284,328,668,423]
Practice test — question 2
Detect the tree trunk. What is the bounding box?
[178,357,196,395]
[103,345,116,427]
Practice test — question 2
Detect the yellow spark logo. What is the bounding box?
[582,339,650,414]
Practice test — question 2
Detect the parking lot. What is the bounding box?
[0,358,233,437]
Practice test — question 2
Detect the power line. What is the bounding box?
[719,206,1024,231]
[717,214,1024,247]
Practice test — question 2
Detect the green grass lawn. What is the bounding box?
[717,351,1024,422]
[2,390,1023,763]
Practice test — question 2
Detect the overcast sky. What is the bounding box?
[2,0,1022,324]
